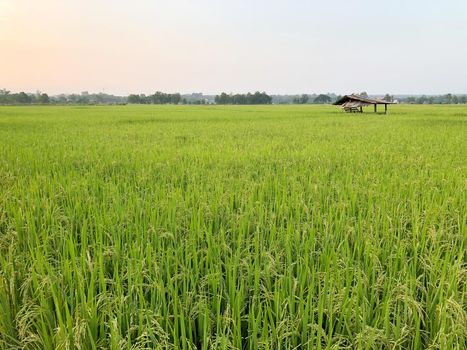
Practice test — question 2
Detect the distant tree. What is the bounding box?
[417,95,428,104]
[94,93,105,104]
[459,95,467,104]
[252,91,272,104]
[141,94,149,104]
[214,91,271,105]
[68,94,80,104]
[39,93,50,104]
[128,94,149,104]
[452,95,459,104]
[313,94,332,104]
[127,94,141,104]
[234,94,244,104]
[384,94,394,102]
[17,92,32,104]
[55,94,68,104]
[215,92,229,104]
[151,91,163,104]
[258,91,272,104]
[444,93,452,104]
[78,94,90,104]
[0,89,11,104]
[292,94,309,104]
[170,93,181,104]
[359,92,369,98]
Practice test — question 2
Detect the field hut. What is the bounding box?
[334,94,393,114]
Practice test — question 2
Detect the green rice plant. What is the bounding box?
[0,104,465,349]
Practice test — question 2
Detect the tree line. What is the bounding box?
[1,88,467,105]
[128,92,214,104]
[128,92,182,104]
[375,93,467,104]
[0,89,126,105]
[291,94,333,104]
[215,92,272,104]
[0,89,50,104]
[400,94,467,104]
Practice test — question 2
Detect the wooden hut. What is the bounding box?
[334,94,393,114]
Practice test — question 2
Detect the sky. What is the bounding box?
[1,0,467,95]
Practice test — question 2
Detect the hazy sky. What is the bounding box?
[1,0,467,95]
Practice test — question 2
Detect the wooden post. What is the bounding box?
[384,104,387,114]
[374,104,377,113]
[360,106,363,113]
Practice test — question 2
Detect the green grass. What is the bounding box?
[0,104,465,349]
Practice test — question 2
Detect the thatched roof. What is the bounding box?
[341,101,370,108]
[334,94,393,105]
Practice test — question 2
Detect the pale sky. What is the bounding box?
[1,0,467,95]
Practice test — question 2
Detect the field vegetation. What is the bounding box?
[0,105,465,349]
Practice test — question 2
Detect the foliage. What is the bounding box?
[293,94,309,104]
[2,89,467,105]
[0,90,48,104]
[128,92,182,104]
[384,94,394,102]
[313,94,332,104]
[0,105,465,349]
[215,91,272,104]
[0,89,127,105]
[401,94,467,104]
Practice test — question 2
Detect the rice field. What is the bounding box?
[0,105,465,349]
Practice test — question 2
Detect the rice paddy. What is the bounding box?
[0,104,465,349]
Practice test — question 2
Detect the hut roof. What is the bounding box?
[334,94,393,105]
[341,101,371,108]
